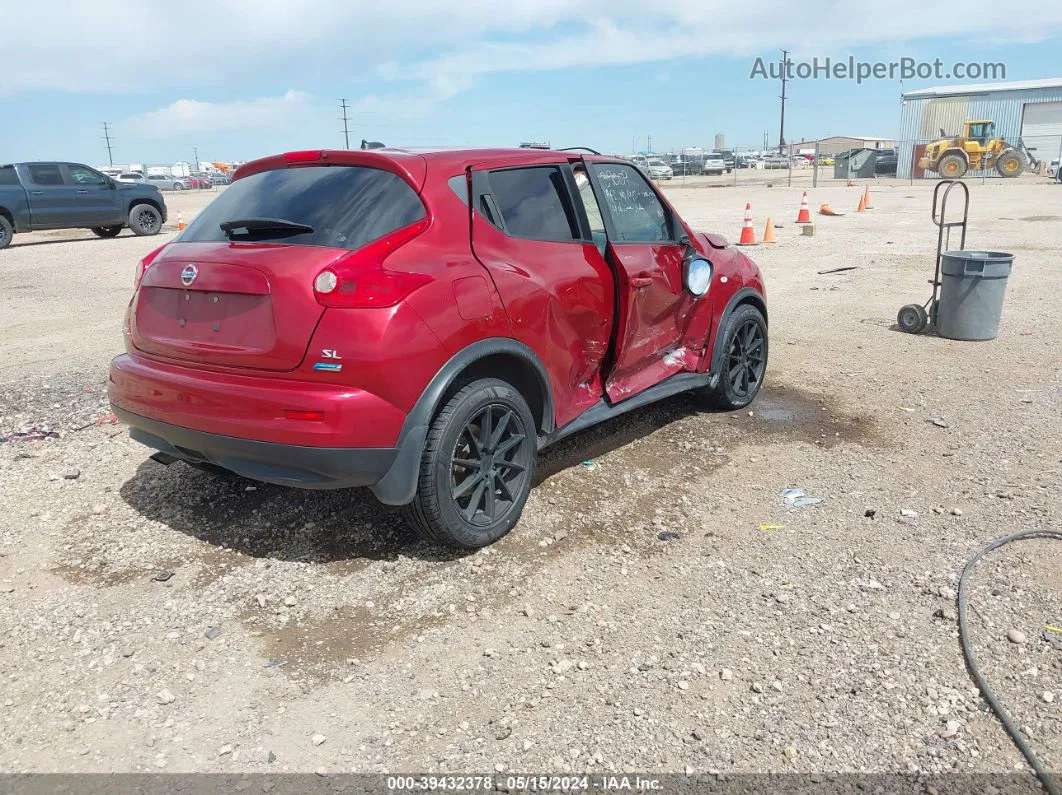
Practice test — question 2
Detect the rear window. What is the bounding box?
[486,166,580,242]
[180,165,425,250]
[0,166,20,186]
[28,164,63,185]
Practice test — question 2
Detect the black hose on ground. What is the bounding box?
[958,529,1062,795]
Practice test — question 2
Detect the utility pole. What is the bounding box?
[647,134,652,153]
[339,99,351,150]
[778,49,790,154]
[101,122,114,166]
[193,147,200,172]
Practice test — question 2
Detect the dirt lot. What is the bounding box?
[0,177,1059,780]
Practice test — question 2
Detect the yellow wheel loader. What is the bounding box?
[918,121,1040,178]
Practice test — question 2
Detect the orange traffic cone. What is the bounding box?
[819,203,845,217]
[177,211,186,231]
[737,203,758,246]
[762,217,777,243]
[796,191,811,224]
[856,192,867,213]
[862,185,873,209]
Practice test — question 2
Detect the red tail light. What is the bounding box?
[284,150,324,163]
[135,244,169,287]
[313,218,432,308]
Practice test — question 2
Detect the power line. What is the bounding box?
[101,122,114,166]
[339,99,351,150]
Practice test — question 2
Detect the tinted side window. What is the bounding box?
[28,164,64,186]
[487,166,579,242]
[66,165,108,185]
[590,163,672,242]
[180,165,425,250]
[0,166,20,186]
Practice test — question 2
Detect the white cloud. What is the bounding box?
[2,0,1060,101]
[121,91,316,138]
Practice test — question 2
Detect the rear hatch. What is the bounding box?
[130,161,426,371]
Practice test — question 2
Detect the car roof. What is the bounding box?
[234,148,630,188]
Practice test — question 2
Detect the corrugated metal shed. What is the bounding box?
[897,79,1062,178]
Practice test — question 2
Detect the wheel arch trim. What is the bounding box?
[370,337,554,505]
[707,287,768,377]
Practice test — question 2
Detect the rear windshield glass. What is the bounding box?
[0,166,20,186]
[180,165,425,250]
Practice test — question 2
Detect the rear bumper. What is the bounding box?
[114,407,396,489]
[108,352,421,500]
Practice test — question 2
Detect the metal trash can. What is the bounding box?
[936,250,1014,341]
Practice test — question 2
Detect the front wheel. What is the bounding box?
[402,378,537,549]
[697,304,768,410]
[995,149,1025,178]
[0,215,13,249]
[91,226,122,238]
[129,204,162,236]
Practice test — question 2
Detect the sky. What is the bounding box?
[2,0,1061,167]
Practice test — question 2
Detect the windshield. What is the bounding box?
[647,159,667,167]
[179,165,425,250]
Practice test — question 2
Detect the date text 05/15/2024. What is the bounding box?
[386,775,663,791]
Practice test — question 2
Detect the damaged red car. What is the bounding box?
[109,147,768,548]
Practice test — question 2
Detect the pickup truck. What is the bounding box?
[0,161,168,249]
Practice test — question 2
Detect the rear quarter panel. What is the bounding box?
[400,170,512,353]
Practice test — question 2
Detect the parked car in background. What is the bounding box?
[875,149,898,176]
[211,172,232,186]
[669,159,702,176]
[117,173,184,191]
[0,161,167,248]
[712,150,734,172]
[185,175,212,189]
[735,154,757,168]
[172,176,194,190]
[817,155,836,166]
[1047,159,1059,179]
[109,147,768,548]
[702,154,727,176]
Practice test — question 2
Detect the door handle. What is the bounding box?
[631,273,654,288]
[31,191,44,195]
[76,189,89,194]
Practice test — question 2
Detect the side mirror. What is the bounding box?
[683,256,713,297]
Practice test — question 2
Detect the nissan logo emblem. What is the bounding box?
[181,264,198,286]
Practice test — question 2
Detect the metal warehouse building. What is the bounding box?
[897,77,1062,179]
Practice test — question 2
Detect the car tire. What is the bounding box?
[91,226,123,238]
[696,304,768,410]
[402,378,537,549]
[0,215,13,249]
[129,204,162,236]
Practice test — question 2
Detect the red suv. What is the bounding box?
[109,148,767,548]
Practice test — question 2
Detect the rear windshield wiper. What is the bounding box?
[219,218,314,237]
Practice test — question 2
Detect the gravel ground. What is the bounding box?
[0,177,1059,780]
